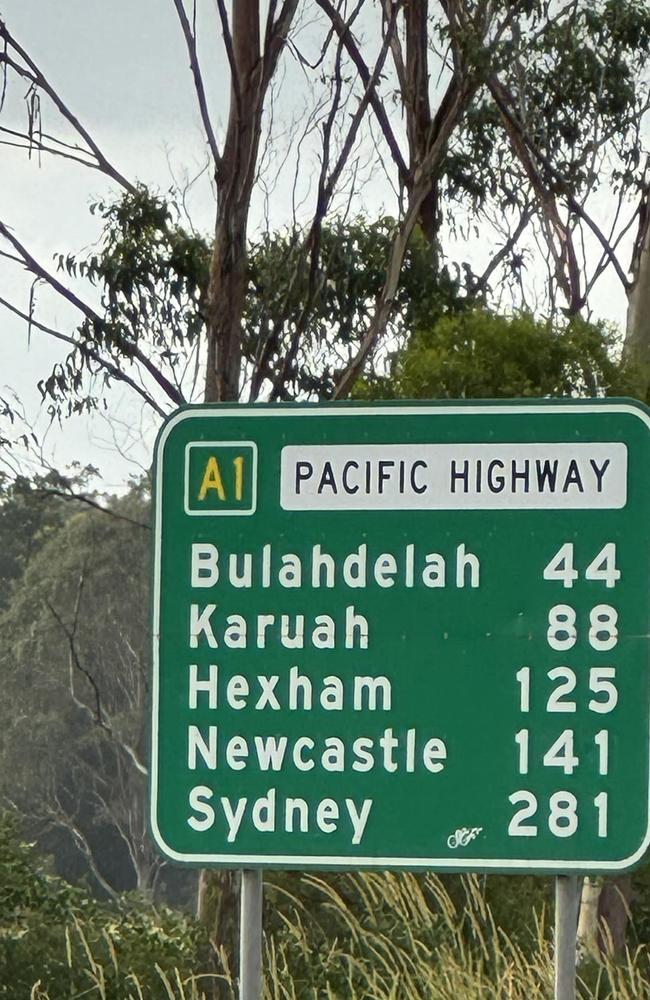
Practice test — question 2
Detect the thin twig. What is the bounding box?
[315,0,409,187]
[0,294,166,416]
[35,486,149,530]
[0,21,134,192]
[474,204,534,295]
[488,73,631,294]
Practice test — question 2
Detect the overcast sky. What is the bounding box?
[0,0,221,486]
[0,2,637,490]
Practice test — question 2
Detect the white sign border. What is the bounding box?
[151,401,650,871]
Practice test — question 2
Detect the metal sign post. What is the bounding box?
[240,869,263,1000]
[555,875,581,1000]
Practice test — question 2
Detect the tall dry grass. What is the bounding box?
[27,872,650,999]
[263,872,650,1000]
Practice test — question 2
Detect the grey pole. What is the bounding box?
[240,869,263,1000]
[554,875,581,1000]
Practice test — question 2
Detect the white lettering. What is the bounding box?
[188,785,214,831]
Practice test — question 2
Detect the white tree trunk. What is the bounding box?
[624,195,650,362]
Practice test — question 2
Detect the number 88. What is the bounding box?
[547,604,617,652]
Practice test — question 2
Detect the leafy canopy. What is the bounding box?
[359,309,642,402]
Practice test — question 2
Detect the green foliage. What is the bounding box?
[445,0,650,215]
[0,472,69,611]
[46,201,465,410]
[80,188,209,342]
[0,812,210,999]
[361,309,642,402]
[264,868,552,985]
[43,188,210,414]
[14,1,650,420]
[2,825,648,999]
[245,217,463,398]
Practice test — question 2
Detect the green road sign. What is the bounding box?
[150,399,650,873]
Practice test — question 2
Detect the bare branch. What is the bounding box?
[0,248,25,266]
[34,486,149,530]
[263,0,301,87]
[315,0,409,187]
[46,802,118,898]
[488,77,582,311]
[214,0,243,116]
[380,0,408,94]
[487,73,631,296]
[264,1,403,401]
[0,294,166,417]
[171,0,222,167]
[585,194,641,299]
[0,19,135,192]
[0,125,102,170]
[48,591,148,776]
[0,222,185,408]
[324,1,401,205]
[334,77,473,398]
[265,0,279,48]
[49,578,107,732]
[474,204,534,295]
[287,22,336,72]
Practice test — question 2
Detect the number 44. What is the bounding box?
[544,543,620,589]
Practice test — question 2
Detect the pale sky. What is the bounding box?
[1,0,224,485]
[0,2,638,490]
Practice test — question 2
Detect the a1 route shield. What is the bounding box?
[150,399,650,873]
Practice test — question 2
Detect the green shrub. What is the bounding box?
[0,813,214,998]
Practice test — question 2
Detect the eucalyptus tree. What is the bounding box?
[0,2,647,424]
